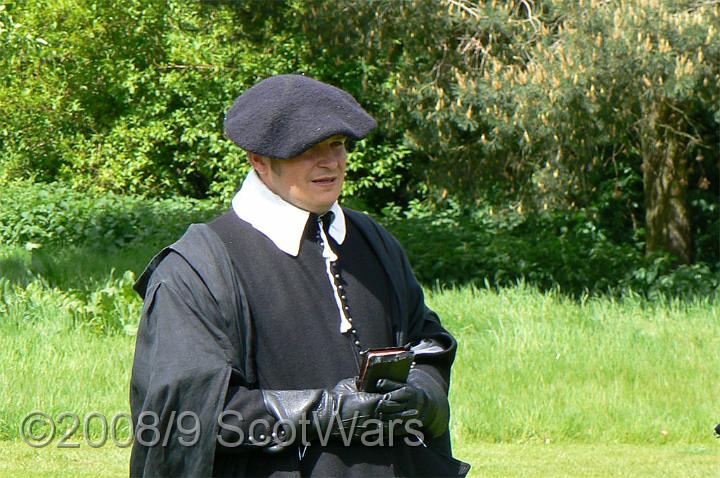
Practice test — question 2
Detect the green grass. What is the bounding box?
[453,442,720,477]
[434,286,720,445]
[0,441,717,477]
[0,242,163,290]
[0,441,130,477]
[2,244,720,475]
[0,318,134,442]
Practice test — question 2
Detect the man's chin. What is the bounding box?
[308,193,341,213]
[304,200,338,215]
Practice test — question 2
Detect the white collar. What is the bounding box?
[231,170,346,256]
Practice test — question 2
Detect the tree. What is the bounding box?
[504,0,720,264]
[292,0,720,263]
[3,0,718,264]
[0,0,408,205]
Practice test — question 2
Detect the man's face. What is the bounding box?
[252,136,348,214]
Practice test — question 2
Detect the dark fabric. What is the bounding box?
[223,75,377,160]
[319,211,334,234]
[207,211,393,391]
[345,209,469,477]
[217,375,275,452]
[130,209,470,478]
[334,216,396,355]
[209,211,397,477]
[130,225,254,478]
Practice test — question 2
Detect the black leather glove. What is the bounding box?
[260,377,403,451]
[375,367,449,438]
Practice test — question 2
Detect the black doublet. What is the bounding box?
[208,211,400,477]
[208,210,395,390]
[130,208,470,478]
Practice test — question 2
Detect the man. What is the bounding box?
[129,74,470,477]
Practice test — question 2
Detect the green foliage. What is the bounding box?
[381,201,719,298]
[343,138,413,211]
[294,0,719,262]
[622,255,720,300]
[0,181,221,249]
[2,0,718,283]
[0,270,140,335]
[0,0,407,206]
[0,0,248,197]
[2,179,715,298]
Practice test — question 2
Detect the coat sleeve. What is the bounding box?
[359,213,457,372]
[129,225,256,477]
[387,225,457,427]
[359,213,470,477]
[398,242,457,393]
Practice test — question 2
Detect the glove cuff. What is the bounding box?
[408,367,450,437]
[260,389,328,451]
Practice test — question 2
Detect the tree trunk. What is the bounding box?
[640,105,692,265]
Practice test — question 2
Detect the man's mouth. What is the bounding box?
[311,176,337,185]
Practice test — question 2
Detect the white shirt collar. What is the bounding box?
[231,170,346,256]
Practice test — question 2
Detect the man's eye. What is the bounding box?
[331,141,344,148]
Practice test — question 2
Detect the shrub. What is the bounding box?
[381,202,719,298]
[0,269,141,335]
[0,181,221,249]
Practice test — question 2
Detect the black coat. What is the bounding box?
[129,209,470,477]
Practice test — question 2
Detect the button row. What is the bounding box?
[329,259,363,351]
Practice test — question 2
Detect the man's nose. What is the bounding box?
[316,146,344,167]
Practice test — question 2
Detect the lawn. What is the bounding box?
[1,441,717,477]
[1,244,719,476]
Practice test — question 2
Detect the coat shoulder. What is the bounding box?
[133,223,229,297]
[342,207,403,251]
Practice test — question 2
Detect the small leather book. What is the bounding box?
[356,347,414,393]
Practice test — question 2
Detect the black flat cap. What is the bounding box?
[224,74,377,159]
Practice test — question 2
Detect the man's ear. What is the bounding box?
[248,152,270,176]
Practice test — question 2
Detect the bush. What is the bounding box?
[381,201,720,298]
[0,181,221,249]
[3,180,716,300]
[0,268,140,335]
[620,256,720,301]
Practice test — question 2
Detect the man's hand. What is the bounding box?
[374,367,450,437]
[375,379,425,421]
[259,376,406,450]
[324,377,399,435]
